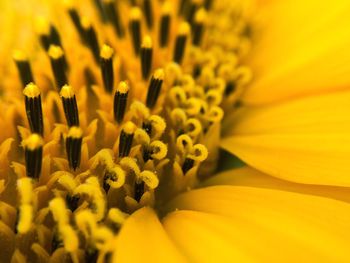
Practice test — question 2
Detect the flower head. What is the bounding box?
[1,0,350,262]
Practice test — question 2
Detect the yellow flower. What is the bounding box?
[0,0,349,262]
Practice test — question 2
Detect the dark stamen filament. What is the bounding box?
[159,3,171,47]
[192,8,207,46]
[60,85,80,127]
[23,83,44,135]
[23,134,43,179]
[142,0,153,29]
[119,122,136,157]
[81,17,100,63]
[173,22,190,64]
[114,81,129,123]
[146,69,165,109]
[65,126,83,171]
[100,44,114,93]
[129,7,142,56]
[48,45,68,90]
[13,51,34,88]
[68,8,86,42]
[140,36,153,80]
[104,0,124,38]
[182,157,194,174]
[134,181,145,202]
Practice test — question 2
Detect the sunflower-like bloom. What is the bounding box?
[0,0,350,262]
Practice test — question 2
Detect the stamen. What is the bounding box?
[17,178,33,234]
[48,45,68,90]
[204,0,213,10]
[23,134,44,179]
[173,22,190,64]
[178,0,188,16]
[66,126,83,171]
[185,0,200,25]
[81,16,100,63]
[60,84,80,127]
[134,181,144,202]
[192,8,207,46]
[23,83,44,135]
[182,157,194,174]
[49,25,64,48]
[140,36,153,80]
[103,0,124,38]
[118,121,136,157]
[146,69,165,109]
[114,81,129,123]
[103,165,126,192]
[67,6,85,42]
[100,44,114,93]
[13,50,34,87]
[142,0,153,29]
[135,170,159,202]
[143,140,167,162]
[159,2,171,48]
[129,7,142,56]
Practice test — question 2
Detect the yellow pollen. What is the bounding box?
[108,208,128,225]
[138,170,159,189]
[107,165,126,189]
[22,134,44,150]
[117,81,129,93]
[161,1,172,14]
[12,49,27,61]
[195,8,207,23]
[23,83,40,98]
[120,157,141,176]
[68,126,83,138]
[130,7,142,20]
[153,68,165,80]
[81,16,92,29]
[142,36,153,49]
[150,140,168,160]
[48,45,64,59]
[178,22,190,35]
[100,44,114,59]
[60,84,75,98]
[134,128,151,145]
[123,121,137,134]
[34,16,50,35]
[189,144,208,162]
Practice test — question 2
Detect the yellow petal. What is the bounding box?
[221,133,350,187]
[202,166,350,203]
[222,90,350,187]
[165,186,350,262]
[244,0,350,104]
[113,207,185,263]
[224,90,350,136]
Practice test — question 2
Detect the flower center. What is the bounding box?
[1,0,253,261]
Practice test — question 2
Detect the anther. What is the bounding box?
[146,69,165,109]
[192,8,207,46]
[118,122,136,157]
[23,83,44,135]
[185,0,200,25]
[23,134,44,179]
[13,50,34,88]
[204,0,213,10]
[48,45,68,90]
[100,44,114,93]
[143,140,167,162]
[159,2,171,47]
[134,181,144,202]
[81,17,100,63]
[65,126,83,171]
[225,81,236,95]
[140,36,153,80]
[173,22,190,64]
[103,0,124,38]
[114,81,129,123]
[60,85,80,127]
[67,7,85,42]
[182,157,194,174]
[129,7,142,56]
[142,0,153,29]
